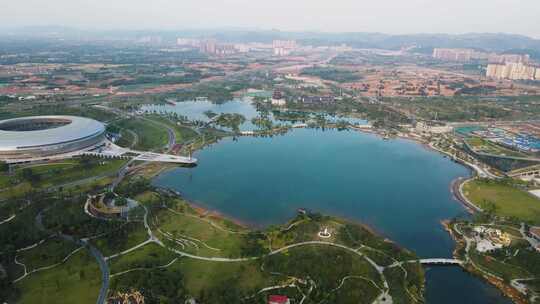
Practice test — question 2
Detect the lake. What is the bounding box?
[153,127,511,304]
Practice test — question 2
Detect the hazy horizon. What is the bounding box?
[2,0,540,39]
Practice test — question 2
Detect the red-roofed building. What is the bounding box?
[268,295,290,304]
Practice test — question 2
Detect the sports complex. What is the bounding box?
[0,115,196,165]
[0,115,106,162]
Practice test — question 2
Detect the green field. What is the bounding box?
[18,238,80,271]
[114,118,169,151]
[16,250,101,304]
[463,179,540,224]
[143,115,199,144]
[465,137,527,158]
[0,159,125,200]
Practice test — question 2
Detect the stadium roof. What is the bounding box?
[0,115,105,151]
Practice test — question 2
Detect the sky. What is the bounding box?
[2,0,540,38]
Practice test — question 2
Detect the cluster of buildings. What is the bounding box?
[432,48,529,63]
[414,121,453,134]
[268,90,336,106]
[432,48,539,81]
[271,90,286,106]
[272,40,298,56]
[300,95,336,104]
[468,126,540,153]
[486,62,540,81]
[176,38,298,56]
[472,226,512,253]
[176,38,236,55]
[107,290,145,304]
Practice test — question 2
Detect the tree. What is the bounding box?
[0,161,8,173]
[20,168,40,183]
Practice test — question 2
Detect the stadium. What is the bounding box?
[0,115,106,162]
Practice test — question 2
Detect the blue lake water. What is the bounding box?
[153,128,512,303]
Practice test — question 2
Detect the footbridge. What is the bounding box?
[387,258,464,268]
[418,258,464,265]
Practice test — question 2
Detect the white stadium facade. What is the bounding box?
[0,115,106,162]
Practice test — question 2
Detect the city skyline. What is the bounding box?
[2,0,540,38]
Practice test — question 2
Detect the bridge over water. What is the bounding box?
[387,258,464,268]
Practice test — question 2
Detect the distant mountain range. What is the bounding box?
[2,27,540,58]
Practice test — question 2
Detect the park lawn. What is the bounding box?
[466,137,484,148]
[90,222,148,257]
[1,163,77,195]
[16,250,101,304]
[0,173,13,188]
[470,251,531,280]
[331,278,381,304]
[116,129,136,148]
[173,258,272,296]
[65,176,115,193]
[359,247,396,267]
[156,208,245,257]
[8,159,126,190]
[115,118,168,151]
[463,179,540,224]
[19,237,80,271]
[133,191,160,204]
[0,182,33,200]
[1,175,115,200]
[264,244,382,293]
[145,115,199,144]
[108,242,177,274]
[38,159,126,187]
[466,137,526,157]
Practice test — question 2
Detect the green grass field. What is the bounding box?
[174,258,271,295]
[18,238,80,270]
[108,242,177,274]
[144,115,199,144]
[156,208,245,257]
[463,179,540,224]
[16,250,101,304]
[465,137,527,157]
[0,159,126,199]
[115,129,136,148]
[115,118,169,151]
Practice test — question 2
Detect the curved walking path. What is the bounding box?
[0,214,15,225]
[110,258,178,278]
[13,247,85,283]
